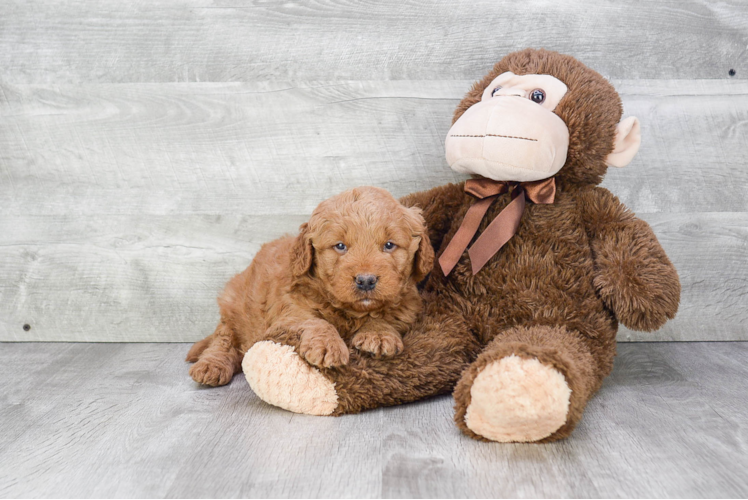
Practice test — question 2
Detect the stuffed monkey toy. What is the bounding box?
[239,49,681,442]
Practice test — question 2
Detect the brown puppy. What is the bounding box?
[186,186,435,386]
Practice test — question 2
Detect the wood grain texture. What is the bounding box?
[1,0,746,84]
[0,342,746,498]
[1,80,747,341]
[2,80,746,217]
[601,79,748,214]
[2,212,746,342]
[0,81,463,217]
[620,212,748,342]
[0,214,298,342]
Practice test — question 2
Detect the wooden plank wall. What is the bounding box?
[1,0,746,341]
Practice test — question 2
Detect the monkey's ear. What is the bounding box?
[291,222,314,277]
[606,116,641,168]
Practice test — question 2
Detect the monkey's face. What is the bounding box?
[445,71,570,182]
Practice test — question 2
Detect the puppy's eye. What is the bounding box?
[383,241,397,252]
[334,242,347,253]
[491,86,503,97]
[530,89,546,104]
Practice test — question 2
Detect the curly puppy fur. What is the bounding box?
[187,186,434,386]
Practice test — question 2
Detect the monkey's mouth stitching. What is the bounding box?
[450,134,537,142]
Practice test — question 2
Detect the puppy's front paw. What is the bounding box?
[352,330,404,357]
[190,357,234,386]
[298,328,349,368]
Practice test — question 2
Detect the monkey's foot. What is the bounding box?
[242,341,338,416]
[461,355,571,442]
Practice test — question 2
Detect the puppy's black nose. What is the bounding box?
[355,274,378,292]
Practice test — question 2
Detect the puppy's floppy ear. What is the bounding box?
[413,232,435,282]
[291,222,314,277]
[406,207,435,282]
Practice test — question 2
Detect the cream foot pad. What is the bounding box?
[242,341,338,416]
[465,354,571,442]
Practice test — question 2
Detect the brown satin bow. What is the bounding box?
[438,177,556,276]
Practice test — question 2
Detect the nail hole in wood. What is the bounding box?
[23,324,31,331]
[729,69,736,77]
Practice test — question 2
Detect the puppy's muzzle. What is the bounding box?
[355,274,378,292]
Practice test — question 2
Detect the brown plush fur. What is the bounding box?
[242,49,681,442]
[187,186,434,386]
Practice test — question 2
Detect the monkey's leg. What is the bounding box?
[242,304,481,415]
[189,321,243,387]
[453,325,601,443]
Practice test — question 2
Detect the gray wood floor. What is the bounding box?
[1,342,747,498]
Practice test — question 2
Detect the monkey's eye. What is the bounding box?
[383,241,397,252]
[530,89,546,104]
[334,242,347,253]
[491,86,503,97]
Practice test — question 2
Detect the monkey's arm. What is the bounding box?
[578,187,680,331]
[399,182,467,252]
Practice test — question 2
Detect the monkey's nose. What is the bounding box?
[355,274,378,292]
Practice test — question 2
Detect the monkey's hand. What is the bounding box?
[592,220,680,331]
[581,187,680,331]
